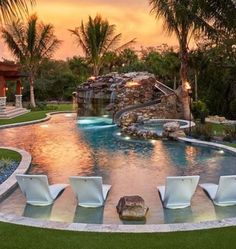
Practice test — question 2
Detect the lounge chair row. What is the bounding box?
[15,174,236,209]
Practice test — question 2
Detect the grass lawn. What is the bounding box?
[0,148,21,162]
[1,222,236,249]
[0,104,73,126]
[209,123,225,135]
[225,143,236,148]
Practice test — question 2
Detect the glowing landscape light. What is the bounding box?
[65,114,73,117]
[88,76,96,81]
[125,136,131,140]
[185,81,191,90]
[125,81,140,87]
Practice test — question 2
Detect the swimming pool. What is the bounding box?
[0,114,236,225]
[136,119,191,136]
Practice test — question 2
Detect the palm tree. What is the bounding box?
[0,0,34,24]
[149,0,236,120]
[69,15,136,76]
[1,14,61,107]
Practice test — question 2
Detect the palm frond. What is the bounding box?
[149,0,180,39]
[69,14,135,75]
[0,0,35,24]
[1,26,24,60]
[115,38,136,53]
[1,14,60,70]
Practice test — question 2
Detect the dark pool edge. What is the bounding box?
[0,147,32,201]
[0,111,76,129]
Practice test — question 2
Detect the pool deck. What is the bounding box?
[1,137,236,233]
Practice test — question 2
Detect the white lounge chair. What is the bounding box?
[16,174,68,206]
[69,176,111,207]
[200,175,236,206]
[157,176,200,209]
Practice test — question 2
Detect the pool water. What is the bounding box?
[137,120,188,135]
[0,114,236,225]
[77,116,116,129]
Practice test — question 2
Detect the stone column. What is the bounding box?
[15,80,22,108]
[15,95,22,108]
[0,76,7,113]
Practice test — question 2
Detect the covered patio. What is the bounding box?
[0,62,29,119]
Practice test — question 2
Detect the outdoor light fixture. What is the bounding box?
[88,76,96,81]
[116,132,121,136]
[186,81,192,135]
[125,81,140,87]
[21,86,24,90]
[125,136,131,140]
[185,81,191,90]
[5,87,8,91]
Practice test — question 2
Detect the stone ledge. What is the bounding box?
[1,211,236,233]
[121,119,195,139]
[0,147,32,200]
[177,137,236,154]
[0,111,76,129]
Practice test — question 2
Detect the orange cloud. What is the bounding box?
[0,0,179,60]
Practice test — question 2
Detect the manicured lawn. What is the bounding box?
[0,104,73,126]
[209,123,225,135]
[227,143,236,148]
[0,149,21,162]
[1,222,236,249]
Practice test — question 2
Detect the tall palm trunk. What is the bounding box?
[179,38,192,120]
[29,73,36,107]
[194,70,198,101]
[173,75,177,90]
[93,64,99,76]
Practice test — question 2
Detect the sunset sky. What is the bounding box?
[1,0,180,60]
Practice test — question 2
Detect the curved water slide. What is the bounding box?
[113,80,174,124]
[154,80,175,96]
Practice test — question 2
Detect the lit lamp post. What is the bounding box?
[186,82,192,136]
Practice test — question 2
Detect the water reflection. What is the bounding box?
[163,207,194,224]
[214,205,236,220]
[23,204,52,220]
[74,206,104,224]
[0,114,236,224]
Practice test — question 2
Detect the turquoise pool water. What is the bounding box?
[137,120,188,135]
[0,114,236,225]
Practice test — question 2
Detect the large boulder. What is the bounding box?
[119,112,138,127]
[168,130,186,139]
[162,121,186,139]
[116,195,149,221]
[163,121,180,132]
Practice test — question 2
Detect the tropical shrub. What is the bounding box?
[191,123,213,141]
[192,100,209,123]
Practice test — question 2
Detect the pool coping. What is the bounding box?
[0,111,76,129]
[1,138,236,232]
[144,118,195,130]
[0,147,32,201]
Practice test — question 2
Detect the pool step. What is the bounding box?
[0,107,30,119]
